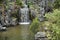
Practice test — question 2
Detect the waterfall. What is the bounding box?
[19,4,30,24]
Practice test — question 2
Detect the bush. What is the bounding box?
[54,0,60,9]
[30,18,40,34]
[45,9,60,40]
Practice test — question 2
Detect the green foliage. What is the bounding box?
[0,0,3,3]
[30,18,40,34]
[54,0,60,9]
[45,9,60,40]
[45,9,60,23]
[16,0,23,6]
[27,2,33,6]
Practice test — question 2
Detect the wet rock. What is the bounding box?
[35,32,47,40]
[38,16,46,22]
[4,15,11,26]
[31,9,36,19]
[0,24,6,31]
[11,18,17,26]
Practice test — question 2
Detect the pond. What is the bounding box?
[0,25,34,40]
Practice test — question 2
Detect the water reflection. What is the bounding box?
[0,25,32,40]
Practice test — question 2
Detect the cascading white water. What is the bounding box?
[19,4,30,24]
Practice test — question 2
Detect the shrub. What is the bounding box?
[45,9,60,40]
[30,18,40,34]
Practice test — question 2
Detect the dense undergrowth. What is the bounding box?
[30,9,60,40]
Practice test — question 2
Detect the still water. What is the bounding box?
[0,25,33,40]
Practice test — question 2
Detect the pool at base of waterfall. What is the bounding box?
[0,25,33,40]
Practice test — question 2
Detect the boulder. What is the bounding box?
[35,32,47,40]
[0,24,6,31]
